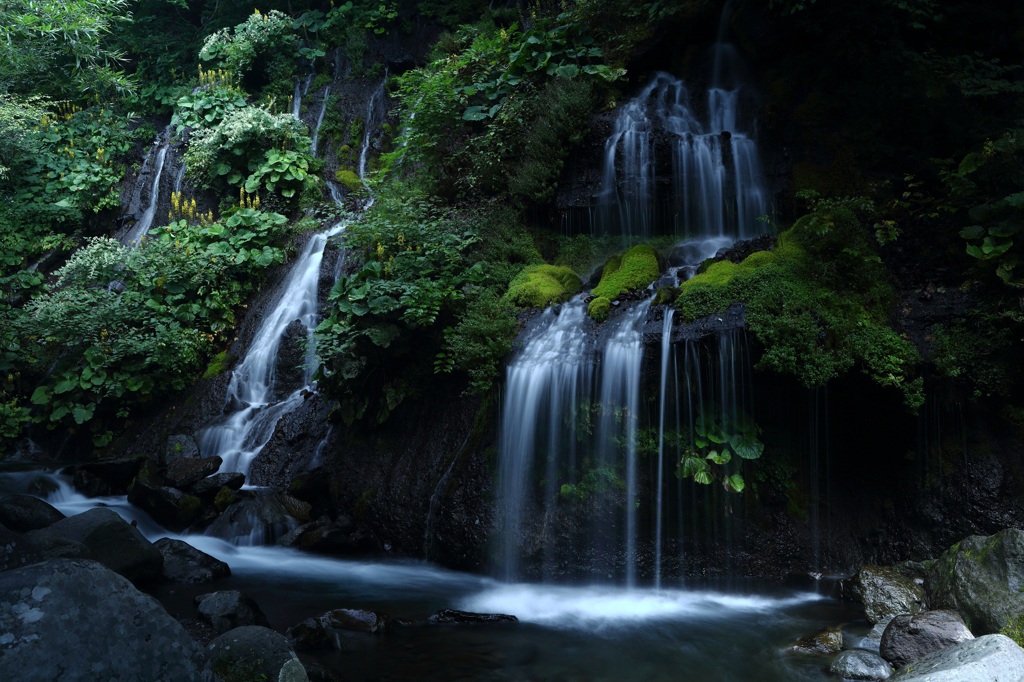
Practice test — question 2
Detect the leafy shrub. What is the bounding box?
[172,86,248,134]
[199,9,307,86]
[675,206,923,409]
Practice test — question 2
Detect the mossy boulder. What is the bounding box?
[591,244,661,300]
[588,296,611,321]
[673,209,922,409]
[928,529,1024,635]
[851,565,927,625]
[335,168,363,191]
[505,264,581,308]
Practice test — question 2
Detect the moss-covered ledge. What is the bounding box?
[674,208,923,410]
[591,243,662,301]
[504,264,581,307]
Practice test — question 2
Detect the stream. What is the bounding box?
[1,467,865,681]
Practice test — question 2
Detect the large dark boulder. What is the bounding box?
[888,634,1024,681]
[287,608,392,651]
[928,528,1024,634]
[828,649,893,680]
[851,565,927,624]
[164,456,223,489]
[191,472,245,498]
[880,609,975,668]
[205,492,308,544]
[127,472,202,532]
[24,508,162,583]
[0,494,64,532]
[64,457,144,496]
[0,522,42,571]
[789,625,843,654]
[153,538,230,584]
[194,590,268,634]
[0,559,207,681]
[206,626,307,682]
[426,609,518,625]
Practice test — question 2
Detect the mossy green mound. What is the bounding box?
[588,296,611,321]
[591,244,661,300]
[675,207,922,409]
[335,168,363,191]
[505,264,581,308]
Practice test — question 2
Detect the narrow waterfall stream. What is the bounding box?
[120,125,179,247]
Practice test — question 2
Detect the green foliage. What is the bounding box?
[948,128,1024,288]
[15,207,290,430]
[199,9,302,83]
[588,296,611,322]
[172,86,247,134]
[930,317,1019,399]
[505,264,581,308]
[316,192,485,423]
[676,204,923,410]
[676,407,762,493]
[438,288,519,395]
[386,14,619,197]
[184,105,314,198]
[559,465,624,502]
[591,244,661,300]
[0,0,134,97]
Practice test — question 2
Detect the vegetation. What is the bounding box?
[505,264,581,308]
[591,244,661,301]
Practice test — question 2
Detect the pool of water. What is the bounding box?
[2,468,866,681]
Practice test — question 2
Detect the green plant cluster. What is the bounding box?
[676,201,923,410]
[11,206,291,435]
[676,408,762,493]
[385,12,621,197]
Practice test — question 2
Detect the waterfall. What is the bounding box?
[595,33,767,240]
[498,299,592,581]
[200,224,345,476]
[311,86,331,157]
[121,125,177,247]
[358,73,388,189]
[292,71,314,120]
[497,10,767,584]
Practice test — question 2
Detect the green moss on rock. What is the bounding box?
[674,207,922,409]
[335,168,363,191]
[505,264,581,308]
[588,296,611,322]
[591,244,661,300]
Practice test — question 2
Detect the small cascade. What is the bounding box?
[121,125,178,247]
[292,71,314,120]
[654,307,675,588]
[595,301,650,586]
[311,86,331,157]
[593,26,767,240]
[200,224,344,476]
[357,72,389,201]
[498,299,592,582]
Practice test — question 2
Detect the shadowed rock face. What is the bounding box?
[0,559,208,682]
[881,610,974,668]
[207,625,307,682]
[888,634,1024,682]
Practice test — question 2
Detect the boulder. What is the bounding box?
[191,472,245,498]
[206,626,308,682]
[64,457,144,496]
[851,565,926,624]
[24,508,163,583]
[127,473,202,532]
[164,456,223,489]
[287,608,392,651]
[426,609,519,625]
[789,625,844,654]
[858,616,894,653]
[195,590,268,634]
[278,515,367,553]
[888,634,1024,681]
[0,522,42,571]
[0,494,65,532]
[880,609,975,668]
[928,528,1024,634]
[0,559,207,681]
[206,493,307,544]
[164,434,200,466]
[828,649,894,680]
[153,538,231,584]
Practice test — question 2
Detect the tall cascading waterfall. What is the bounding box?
[497,18,767,584]
[200,78,346,482]
[120,125,180,247]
